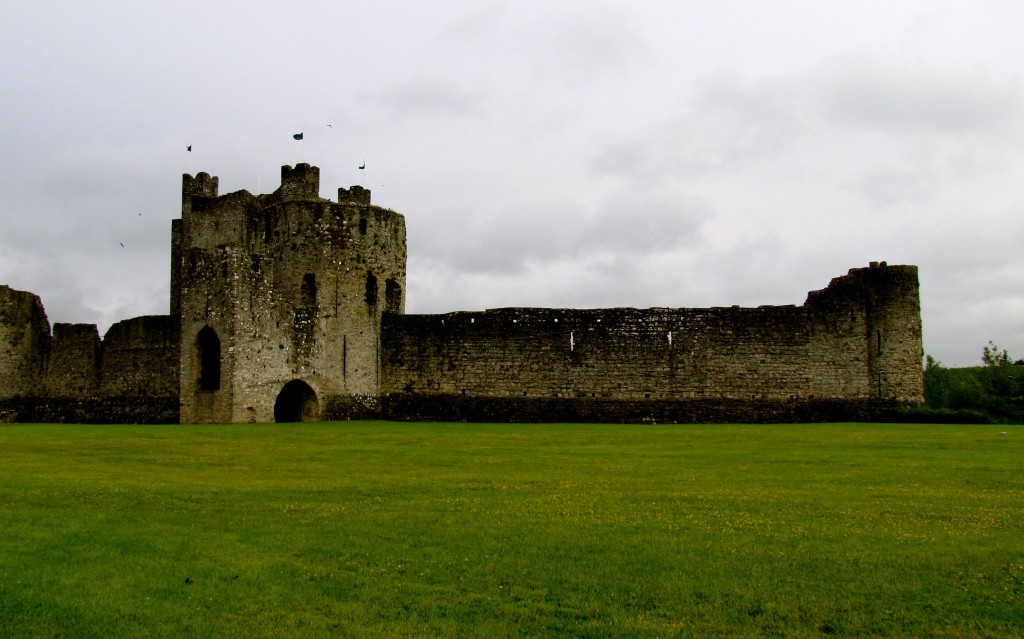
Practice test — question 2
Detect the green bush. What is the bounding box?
[924,349,1024,424]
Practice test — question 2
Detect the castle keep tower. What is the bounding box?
[173,164,406,423]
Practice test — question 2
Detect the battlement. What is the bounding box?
[339,185,371,205]
[182,172,219,198]
[280,163,320,199]
[2,161,925,425]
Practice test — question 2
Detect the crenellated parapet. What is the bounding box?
[339,185,371,205]
[280,163,320,200]
[182,172,219,198]
[181,172,220,221]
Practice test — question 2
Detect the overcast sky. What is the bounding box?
[2,1,1023,366]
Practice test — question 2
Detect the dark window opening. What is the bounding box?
[359,218,367,235]
[365,271,378,307]
[877,330,883,356]
[197,326,221,391]
[385,279,402,313]
[301,273,317,306]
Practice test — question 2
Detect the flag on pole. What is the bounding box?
[293,133,304,140]
[187,145,192,152]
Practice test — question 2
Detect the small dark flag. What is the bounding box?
[187,145,191,152]
[293,132,304,140]
[359,160,365,170]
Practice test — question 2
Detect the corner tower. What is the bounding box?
[174,164,406,423]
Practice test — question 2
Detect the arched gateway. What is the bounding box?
[274,380,319,423]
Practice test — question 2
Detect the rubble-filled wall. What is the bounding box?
[0,293,180,422]
[43,323,100,396]
[0,285,50,403]
[176,164,406,423]
[380,263,923,422]
[99,315,180,397]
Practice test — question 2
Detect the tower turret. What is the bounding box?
[280,163,320,200]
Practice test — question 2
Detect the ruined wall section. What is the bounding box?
[383,306,821,401]
[862,264,923,402]
[177,164,406,423]
[803,262,923,403]
[381,262,923,422]
[0,285,50,401]
[44,323,100,396]
[1,284,179,422]
[99,315,180,397]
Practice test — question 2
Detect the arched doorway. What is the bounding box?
[274,380,319,422]
[197,326,221,391]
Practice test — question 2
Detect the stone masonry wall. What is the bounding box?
[0,285,179,422]
[99,315,180,397]
[0,285,50,401]
[177,164,406,423]
[380,263,923,422]
[43,323,100,396]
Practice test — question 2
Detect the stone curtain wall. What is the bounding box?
[381,263,923,423]
[43,323,100,396]
[382,306,819,401]
[0,285,180,423]
[99,315,180,398]
[0,285,50,403]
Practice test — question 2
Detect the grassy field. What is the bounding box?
[1,422,1021,638]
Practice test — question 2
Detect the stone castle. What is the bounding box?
[0,164,925,423]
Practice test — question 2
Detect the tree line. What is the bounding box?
[922,341,1024,424]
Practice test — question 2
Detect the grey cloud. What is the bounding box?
[818,61,1022,135]
[536,8,643,80]
[441,4,510,41]
[4,1,1024,369]
[368,80,485,117]
[414,201,584,274]
[416,191,709,275]
[592,76,800,180]
[850,168,937,208]
[580,192,709,254]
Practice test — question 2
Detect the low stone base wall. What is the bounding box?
[381,393,891,424]
[0,396,179,424]
[0,393,918,425]
[321,394,383,421]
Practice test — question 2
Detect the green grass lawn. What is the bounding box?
[1,422,1021,638]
